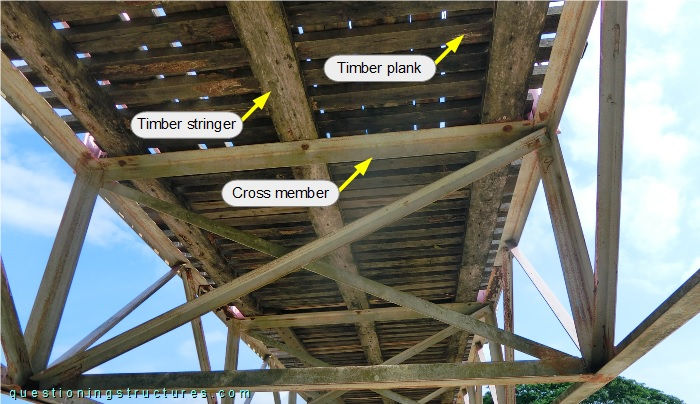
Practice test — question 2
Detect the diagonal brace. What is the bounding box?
[34,129,565,385]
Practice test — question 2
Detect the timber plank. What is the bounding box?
[295,14,492,59]
[61,8,235,54]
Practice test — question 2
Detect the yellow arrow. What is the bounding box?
[241,91,271,122]
[434,35,464,65]
[338,158,372,192]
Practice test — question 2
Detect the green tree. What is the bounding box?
[482,377,683,404]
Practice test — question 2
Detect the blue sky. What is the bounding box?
[2,1,699,403]
[507,1,700,402]
[0,101,288,403]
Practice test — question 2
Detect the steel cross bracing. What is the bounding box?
[1,2,699,404]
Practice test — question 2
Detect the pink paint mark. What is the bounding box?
[528,88,541,121]
[228,305,245,319]
[82,133,106,158]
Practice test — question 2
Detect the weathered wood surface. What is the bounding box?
[33,129,556,386]
[0,52,100,172]
[238,303,486,330]
[442,3,549,402]
[491,1,597,270]
[295,14,491,59]
[23,170,102,372]
[60,8,235,54]
[0,2,580,402]
[58,359,590,392]
[39,1,223,22]
[1,260,33,386]
[1,1,257,313]
[554,269,700,403]
[285,2,492,31]
[592,0,627,369]
[538,133,595,361]
[182,273,217,404]
[100,121,538,180]
[227,1,386,375]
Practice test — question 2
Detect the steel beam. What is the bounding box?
[592,0,627,369]
[1,259,33,386]
[554,269,700,403]
[23,169,102,372]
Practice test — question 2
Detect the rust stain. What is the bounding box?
[118,159,127,167]
[102,61,207,76]
[194,79,248,97]
[524,137,543,151]
[540,156,553,174]
[502,124,513,132]
[279,228,304,235]
[301,143,309,151]
[540,353,583,374]
[588,373,615,383]
[538,111,549,121]
[76,150,98,170]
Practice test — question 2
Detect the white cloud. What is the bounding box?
[563,5,696,176]
[635,0,686,36]
[177,338,197,361]
[620,176,682,256]
[628,47,682,80]
[623,79,694,173]
[1,158,72,237]
[1,157,136,247]
[84,365,105,374]
[1,98,34,133]
[206,329,227,344]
